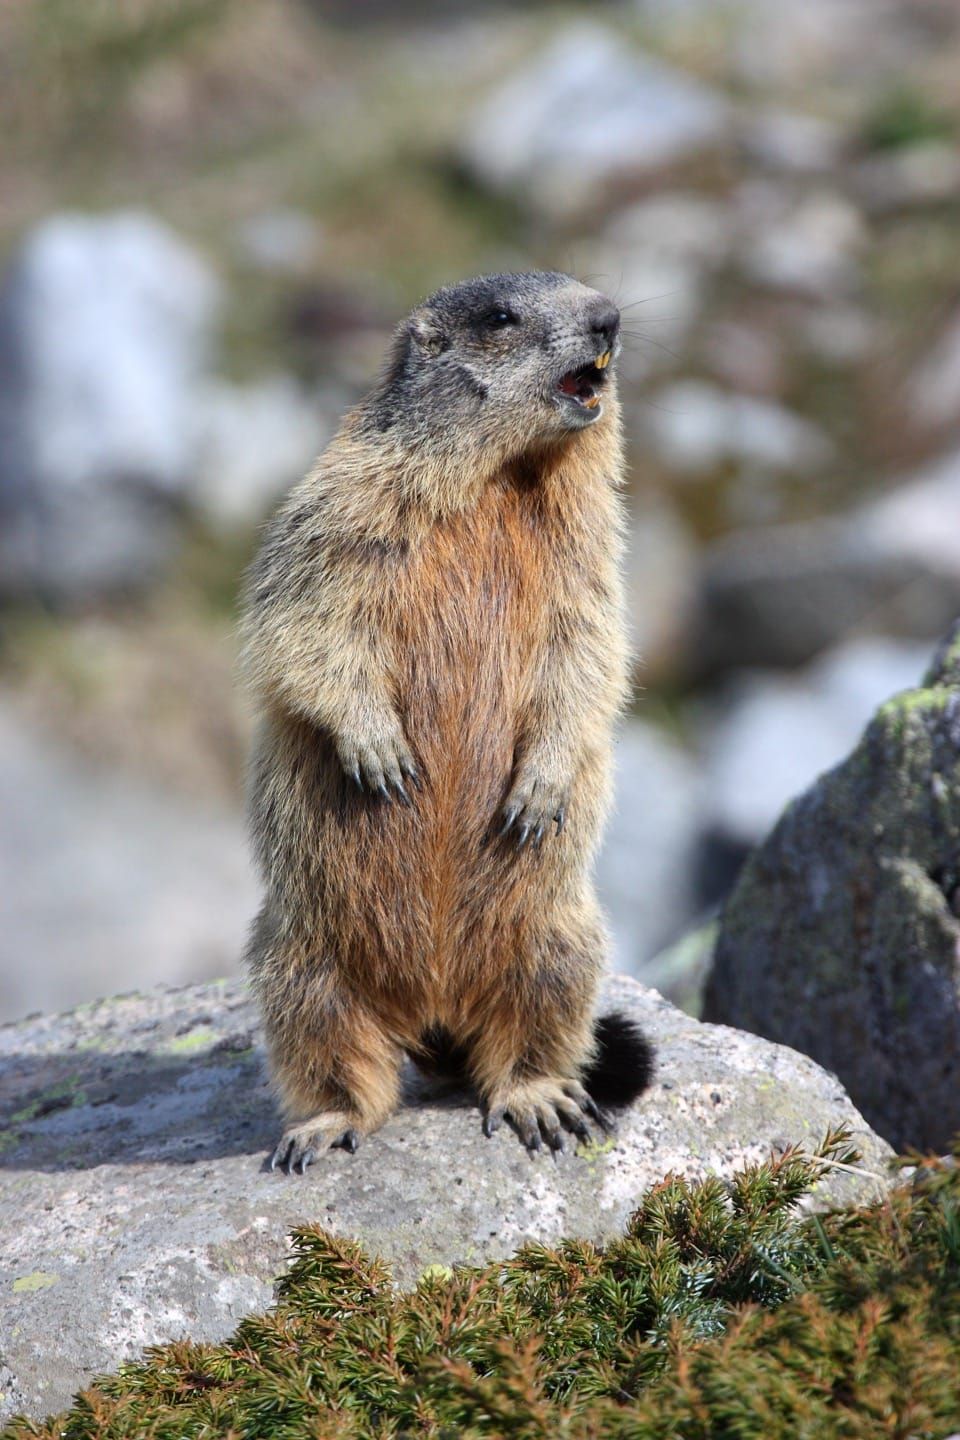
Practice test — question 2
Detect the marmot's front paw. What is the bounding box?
[270,1112,362,1174]
[482,1076,611,1154]
[337,726,418,804]
[500,770,570,846]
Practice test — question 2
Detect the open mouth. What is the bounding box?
[555,350,613,417]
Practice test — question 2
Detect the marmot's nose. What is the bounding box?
[589,301,620,349]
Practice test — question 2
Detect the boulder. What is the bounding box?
[461,26,729,219]
[705,623,960,1153]
[0,212,220,603]
[695,447,960,673]
[0,703,257,1024]
[191,375,328,531]
[0,974,892,1421]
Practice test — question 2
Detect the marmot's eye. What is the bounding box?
[484,307,518,328]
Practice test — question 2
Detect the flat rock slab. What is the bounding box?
[0,975,893,1421]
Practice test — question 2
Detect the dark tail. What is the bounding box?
[584,1012,655,1109]
[415,1012,655,1110]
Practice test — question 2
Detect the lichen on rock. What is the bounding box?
[706,619,960,1153]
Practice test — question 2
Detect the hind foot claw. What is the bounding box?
[270,1113,362,1174]
[482,1076,611,1155]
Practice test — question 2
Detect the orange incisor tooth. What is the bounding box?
[584,395,600,409]
[596,351,610,368]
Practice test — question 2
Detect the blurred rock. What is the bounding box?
[235,208,323,274]
[0,703,255,1024]
[799,305,877,365]
[0,212,220,602]
[698,638,931,893]
[642,381,832,477]
[597,720,700,978]
[740,189,865,298]
[740,108,843,175]
[705,622,960,1152]
[603,192,732,269]
[908,306,960,434]
[192,375,328,530]
[0,973,892,1420]
[855,141,960,214]
[462,27,730,219]
[625,496,698,682]
[695,447,960,673]
[728,0,907,90]
[700,321,786,396]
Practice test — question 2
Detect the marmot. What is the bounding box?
[241,270,654,1172]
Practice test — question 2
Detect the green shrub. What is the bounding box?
[7,1130,960,1439]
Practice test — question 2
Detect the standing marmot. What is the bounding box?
[241,270,653,1172]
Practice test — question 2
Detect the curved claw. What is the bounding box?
[394,777,413,807]
[271,1139,293,1172]
[375,780,392,803]
[516,823,531,848]
[531,821,545,847]
[582,1095,614,1131]
[554,807,566,834]
[335,1128,360,1153]
[483,1108,504,1137]
[350,767,363,790]
[295,1146,317,1174]
[500,805,520,836]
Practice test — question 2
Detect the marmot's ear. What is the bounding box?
[409,311,448,356]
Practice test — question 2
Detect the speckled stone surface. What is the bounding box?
[0,974,893,1421]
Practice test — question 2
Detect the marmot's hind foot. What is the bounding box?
[270,1113,361,1174]
[482,1076,612,1155]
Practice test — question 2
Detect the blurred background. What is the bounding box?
[2,0,960,1023]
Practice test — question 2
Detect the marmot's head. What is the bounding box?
[372,271,621,449]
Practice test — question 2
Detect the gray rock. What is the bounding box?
[0,212,220,602]
[461,27,729,219]
[799,304,877,365]
[235,208,323,274]
[727,0,906,89]
[597,720,700,977]
[696,448,960,673]
[191,375,328,531]
[738,188,865,299]
[0,703,256,1024]
[642,381,832,477]
[705,623,960,1153]
[602,192,732,269]
[908,306,960,435]
[739,108,843,175]
[0,974,893,1421]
